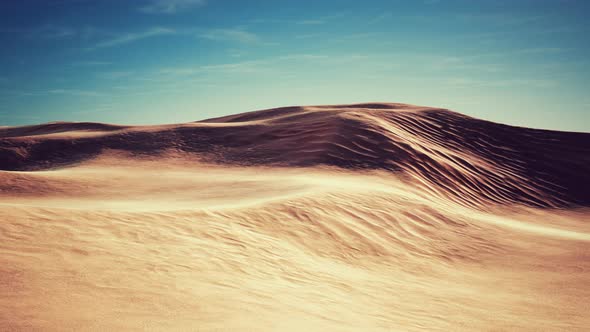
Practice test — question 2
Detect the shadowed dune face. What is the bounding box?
[1,103,589,208]
[1,103,589,331]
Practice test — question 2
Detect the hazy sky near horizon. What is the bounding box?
[0,0,588,131]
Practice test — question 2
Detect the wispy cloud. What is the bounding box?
[48,89,104,97]
[71,104,116,115]
[0,90,38,98]
[277,54,331,61]
[198,28,260,44]
[227,49,248,58]
[514,47,570,55]
[26,24,106,40]
[72,61,112,66]
[158,67,201,76]
[30,24,77,39]
[426,55,504,73]
[294,33,324,39]
[444,77,555,88]
[408,13,546,28]
[157,60,268,76]
[89,27,176,50]
[140,0,206,14]
[458,13,545,26]
[80,25,260,51]
[200,61,270,74]
[417,48,571,73]
[369,12,392,24]
[156,53,372,78]
[97,71,134,79]
[251,13,345,26]
[334,32,382,41]
[2,89,105,98]
[296,20,325,25]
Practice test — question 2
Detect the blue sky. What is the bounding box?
[0,0,588,131]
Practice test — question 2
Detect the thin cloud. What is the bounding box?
[25,25,108,41]
[251,13,345,26]
[458,13,545,26]
[198,28,260,44]
[296,20,325,25]
[3,89,105,98]
[295,33,324,39]
[228,49,247,58]
[48,89,104,97]
[416,48,570,67]
[335,32,382,41]
[98,71,134,79]
[71,104,115,115]
[72,61,112,66]
[426,55,504,73]
[1,90,44,98]
[200,61,265,73]
[88,27,176,50]
[156,53,372,78]
[159,67,201,76]
[369,12,392,24]
[157,58,280,79]
[140,0,206,14]
[278,54,330,61]
[515,47,570,55]
[30,24,77,39]
[445,77,555,88]
[84,26,261,51]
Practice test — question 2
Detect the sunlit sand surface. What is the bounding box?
[1,103,589,331]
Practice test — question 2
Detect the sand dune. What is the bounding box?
[2,103,588,207]
[1,103,589,331]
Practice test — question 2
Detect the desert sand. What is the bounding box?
[1,103,589,331]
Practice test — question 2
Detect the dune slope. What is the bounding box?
[1,103,589,331]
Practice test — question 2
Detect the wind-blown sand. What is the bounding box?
[1,103,589,331]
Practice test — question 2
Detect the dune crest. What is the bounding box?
[2,103,589,208]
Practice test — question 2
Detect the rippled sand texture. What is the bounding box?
[1,103,589,331]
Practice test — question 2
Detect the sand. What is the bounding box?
[1,103,589,331]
